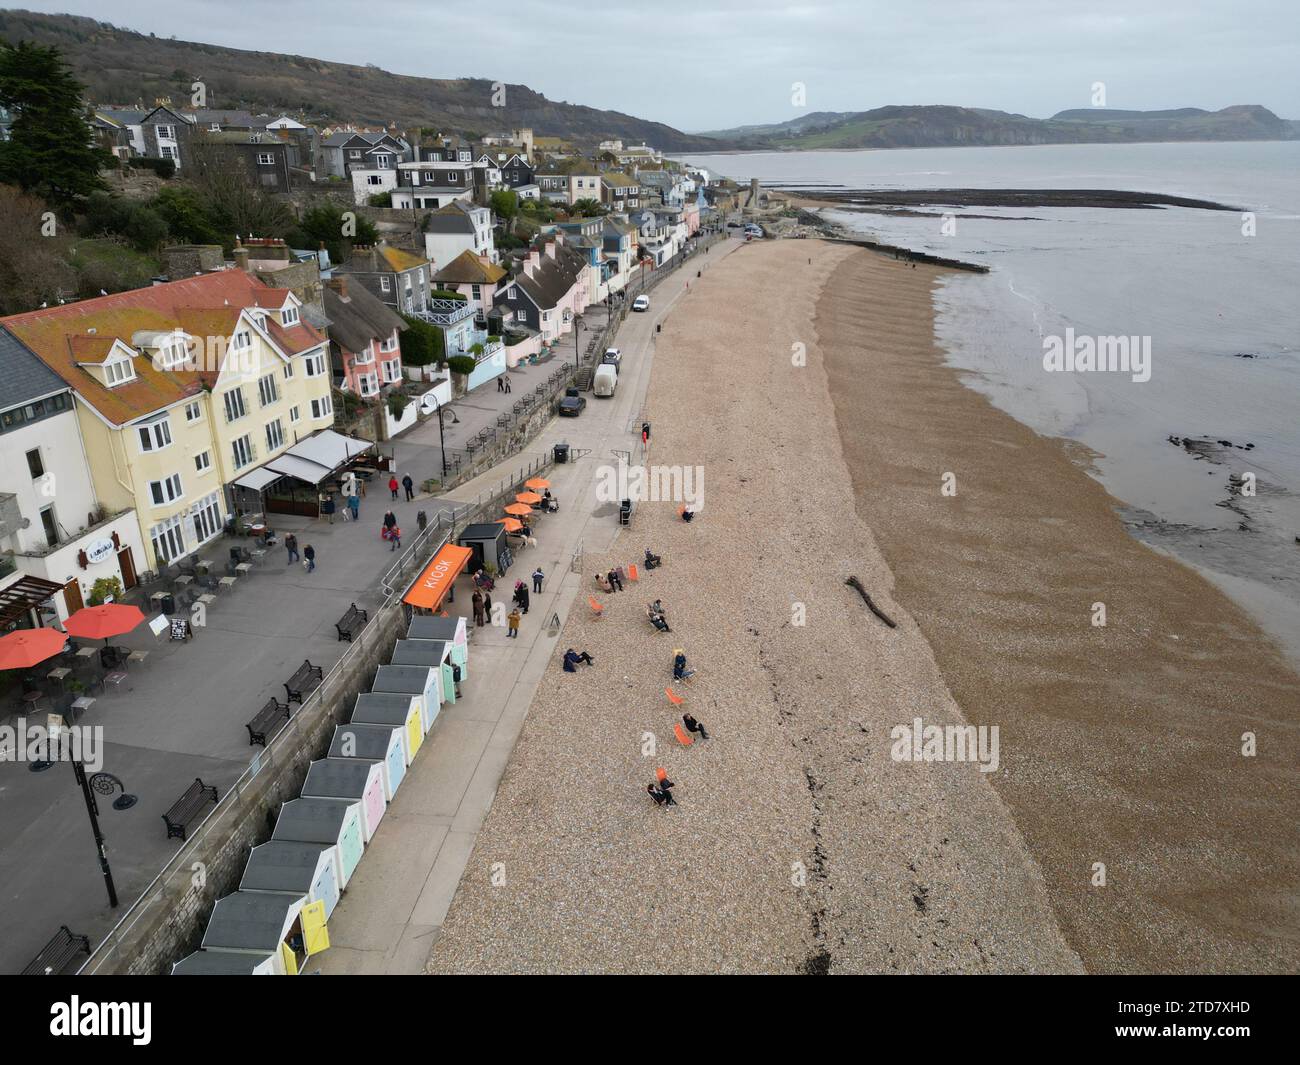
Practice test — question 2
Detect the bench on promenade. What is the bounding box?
[334,604,368,643]
[246,698,291,747]
[21,926,91,975]
[162,778,219,841]
[284,660,323,704]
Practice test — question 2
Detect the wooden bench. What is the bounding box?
[246,698,291,747]
[284,660,323,704]
[162,778,219,841]
[334,603,368,642]
[21,925,91,975]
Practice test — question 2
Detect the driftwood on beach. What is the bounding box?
[845,576,897,628]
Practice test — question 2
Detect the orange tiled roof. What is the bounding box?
[1,271,325,426]
[433,249,507,285]
[380,245,429,273]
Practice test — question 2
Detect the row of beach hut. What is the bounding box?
[171,614,470,975]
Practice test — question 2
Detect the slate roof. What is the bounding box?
[241,841,332,892]
[323,281,406,355]
[336,244,429,277]
[1,272,324,426]
[0,327,70,414]
[433,249,506,285]
[423,202,480,235]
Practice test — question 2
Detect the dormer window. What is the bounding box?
[232,330,252,350]
[104,357,135,386]
[282,305,299,326]
[155,335,190,370]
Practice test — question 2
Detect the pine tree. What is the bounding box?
[0,40,108,205]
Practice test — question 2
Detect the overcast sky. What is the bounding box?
[17,0,1300,130]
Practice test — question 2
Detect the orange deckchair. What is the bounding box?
[588,597,604,619]
[627,564,639,581]
[656,766,669,784]
[673,722,695,747]
[676,505,686,519]
[665,687,684,707]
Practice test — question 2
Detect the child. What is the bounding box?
[507,608,521,638]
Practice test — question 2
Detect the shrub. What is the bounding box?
[387,392,410,420]
[129,157,176,180]
[88,576,124,606]
[368,191,392,208]
[429,288,466,302]
[446,355,477,376]
[399,314,442,366]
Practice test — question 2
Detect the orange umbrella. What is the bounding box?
[64,603,145,644]
[515,491,542,504]
[504,503,534,516]
[496,517,524,533]
[0,628,68,670]
[524,477,550,490]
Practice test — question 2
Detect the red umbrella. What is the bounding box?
[64,603,146,644]
[0,628,68,670]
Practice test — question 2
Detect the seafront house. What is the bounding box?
[334,244,433,316]
[601,217,637,296]
[418,295,506,393]
[323,276,406,398]
[0,272,336,571]
[432,250,508,318]
[493,240,589,344]
[601,172,641,212]
[423,202,497,268]
[0,331,147,623]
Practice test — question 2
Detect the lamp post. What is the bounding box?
[573,317,582,369]
[430,394,457,483]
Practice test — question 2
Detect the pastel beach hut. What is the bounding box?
[372,664,441,733]
[172,950,275,975]
[301,759,387,843]
[272,797,365,890]
[408,614,468,676]
[351,692,424,763]
[391,638,457,705]
[199,890,329,976]
[240,840,343,920]
[328,722,406,799]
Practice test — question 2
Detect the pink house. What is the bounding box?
[493,239,590,344]
[324,276,406,398]
[431,249,508,317]
[683,201,701,236]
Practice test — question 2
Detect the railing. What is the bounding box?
[414,298,475,327]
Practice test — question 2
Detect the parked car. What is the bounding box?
[632,295,650,312]
[602,348,621,367]
[559,388,586,417]
[593,364,618,397]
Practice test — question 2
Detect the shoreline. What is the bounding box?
[427,239,1082,974]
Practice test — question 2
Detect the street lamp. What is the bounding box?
[573,317,582,369]
[429,394,458,483]
[32,731,136,909]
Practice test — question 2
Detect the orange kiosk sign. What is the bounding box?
[403,543,473,612]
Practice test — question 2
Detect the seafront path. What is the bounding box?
[314,236,741,973]
[0,237,733,973]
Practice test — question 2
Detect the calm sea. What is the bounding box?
[680,142,1300,661]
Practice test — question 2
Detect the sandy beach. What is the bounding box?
[427,238,1082,974]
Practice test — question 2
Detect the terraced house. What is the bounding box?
[0,272,335,571]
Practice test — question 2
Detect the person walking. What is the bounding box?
[347,493,360,522]
[506,607,521,638]
[402,473,415,502]
[388,474,399,500]
[503,376,511,394]
[531,567,544,594]
[383,509,397,535]
[483,590,493,622]
[517,583,530,615]
[321,493,336,524]
[682,713,709,740]
[284,532,300,565]
[303,544,316,573]
[497,376,505,393]
[472,589,485,628]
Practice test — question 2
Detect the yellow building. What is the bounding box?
[1,271,335,571]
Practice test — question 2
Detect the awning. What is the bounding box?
[231,431,377,491]
[232,467,282,492]
[0,576,65,628]
[266,454,333,484]
[403,543,472,612]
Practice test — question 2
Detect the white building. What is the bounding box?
[0,331,146,623]
[423,202,496,269]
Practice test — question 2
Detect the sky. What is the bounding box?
[13,0,1300,131]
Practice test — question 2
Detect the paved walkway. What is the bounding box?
[316,234,739,973]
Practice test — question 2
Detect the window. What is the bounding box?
[471,284,482,300]
[349,150,362,158]
[367,174,383,186]
[156,337,188,369]
[379,276,391,292]
[448,172,458,182]
[192,492,222,544]
[160,145,178,161]
[223,387,247,423]
[282,306,299,326]
[104,358,135,386]
[156,125,173,139]
[232,330,251,351]
[357,373,379,397]
[289,405,301,424]
[310,394,333,420]
[265,418,285,452]
[194,451,212,474]
[185,400,202,422]
[231,434,254,469]
[149,472,183,507]
[26,449,43,478]
[283,362,293,379]
[382,360,402,383]
[303,353,326,377]
[39,505,58,546]
[257,373,279,407]
[424,171,435,183]
[380,335,398,353]
[137,418,173,453]
[150,514,185,565]
[257,153,274,165]
[374,154,391,168]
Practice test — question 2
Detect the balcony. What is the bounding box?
[412,298,475,328]
[448,328,505,364]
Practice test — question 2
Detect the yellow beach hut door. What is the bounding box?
[279,901,331,975]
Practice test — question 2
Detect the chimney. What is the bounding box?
[233,243,250,272]
[327,275,349,299]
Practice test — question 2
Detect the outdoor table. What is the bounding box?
[174,575,194,589]
[70,696,95,719]
[127,651,149,667]
[235,563,253,576]
[197,594,216,607]
[218,576,237,591]
[46,667,71,689]
[21,691,43,711]
[251,550,267,565]
[75,646,97,659]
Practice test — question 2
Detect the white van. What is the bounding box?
[593,364,618,397]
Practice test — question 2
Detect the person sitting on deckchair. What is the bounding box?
[644,547,662,570]
[648,601,672,633]
[673,649,694,680]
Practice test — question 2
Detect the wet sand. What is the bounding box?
[820,249,1300,973]
[427,239,1080,974]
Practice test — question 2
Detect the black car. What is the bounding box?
[559,388,586,417]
